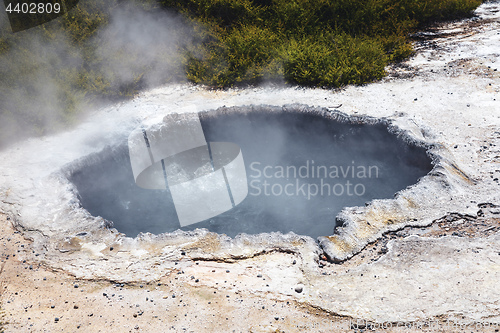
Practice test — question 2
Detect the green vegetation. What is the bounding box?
[0,0,482,146]
[163,0,481,87]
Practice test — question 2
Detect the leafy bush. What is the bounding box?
[161,0,481,87]
[282,34,388,87]
[185,24,283,86]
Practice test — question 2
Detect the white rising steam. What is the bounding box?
[93,2,193,92]
[0,0,193,148]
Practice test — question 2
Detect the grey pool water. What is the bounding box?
[68,107,433,239]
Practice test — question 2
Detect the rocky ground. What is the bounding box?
[1,1,500,332]
[1,211,499,332]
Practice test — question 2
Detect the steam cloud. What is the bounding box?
[0,0,193,148]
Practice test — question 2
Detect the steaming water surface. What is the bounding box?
[69,109,433,239]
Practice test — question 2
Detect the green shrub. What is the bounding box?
[282,33,388,86]
[186,24,283,86]
[172,0,481,87]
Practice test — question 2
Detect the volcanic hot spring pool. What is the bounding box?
[66,106,433,239]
